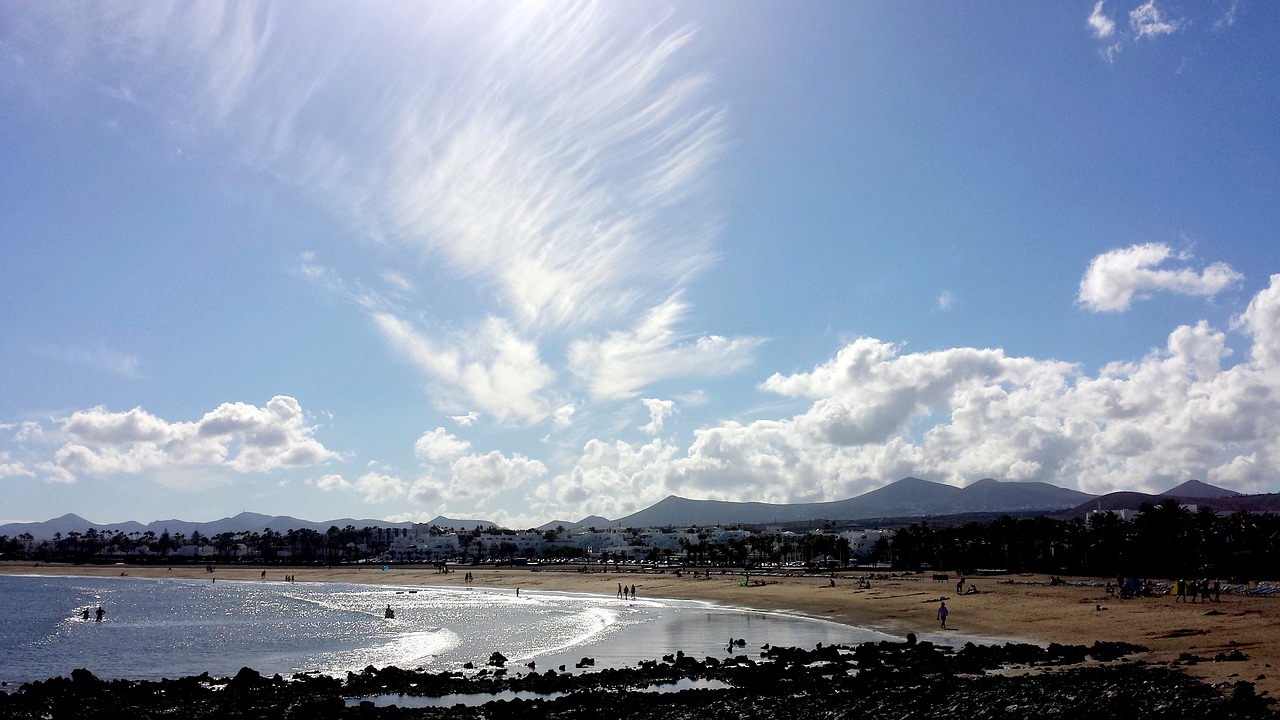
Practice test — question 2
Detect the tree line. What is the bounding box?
[0,525,391,564]
[889,500,1280,580]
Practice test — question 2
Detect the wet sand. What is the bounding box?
[4,561,1277,698]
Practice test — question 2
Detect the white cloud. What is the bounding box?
[533,438,681,519]
[1077,243,1243,312]
[640,398,675,434]
[531,276,1280,518]
[1215,0,1240,29]
[1088,1,1116,38]
[450,412,480,427]
[568,296,763,400]
[315,473,351,491]
[373,312,554,424]
[354,472,407,504]
[553,404,576,430]
[0,452,35,479]
[937,291,954,311]
[23,4,762,419]
[412,449,547,508]
[374,5,724,333]
[1130,0,1180,40]
[14,421,43,443]
[380,271,414,293]
[1235,273,1280,370]
[39,396,338,484]
[414,428,472,464]
[37,462,77,484]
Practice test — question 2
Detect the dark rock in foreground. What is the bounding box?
[1,640,1274,719]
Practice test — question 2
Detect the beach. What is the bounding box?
[3,561,1277,701]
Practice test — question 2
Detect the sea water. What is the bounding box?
[0,574,896,686]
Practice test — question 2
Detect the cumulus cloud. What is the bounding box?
[1077,243,1243,312]
[315,473,351,491]
[533,275,1280,517]
[451,412,480,427]
[1235,274,1280,369]
[354,472,408,504]
[531,438,681,519]
[412,449,547,509]
[37,396,338,484]
[0,452,35,479]
[1129,0,1180,40]
[640,398,676,434]
[1088,1,1116,38]
[414,428,472,464]
[14,421,43,443]
[553,404,576,430]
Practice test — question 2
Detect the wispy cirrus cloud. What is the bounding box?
[1129,0,1180,39]
[568,295,763,401]
[1077,243,1243,312]
[1088,1,1117,38]
[372,312,556,425]
[1086,0,1196,63]
[26,3,758,429]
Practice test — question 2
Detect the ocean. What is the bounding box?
[0,574,896,687]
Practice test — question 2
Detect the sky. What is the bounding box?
[1,1,1278,528]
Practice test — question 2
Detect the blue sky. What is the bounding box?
[2,1,1277,526]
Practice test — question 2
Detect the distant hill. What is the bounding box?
[0,512,414,540]
[1062,488,1280,519]
[536,516,616,532]
[7,478,1273,541]
[615,477,1096,528]
[1159,479,1242,499]
[424,516,497,530]
[956,478,1094,513]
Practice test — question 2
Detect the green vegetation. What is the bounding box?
[889,500,1280,579]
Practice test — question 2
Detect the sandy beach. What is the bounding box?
[3,561,1276,699]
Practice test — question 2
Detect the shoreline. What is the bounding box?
[3,561,1277,698]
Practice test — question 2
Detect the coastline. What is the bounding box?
[3,561,1277,699]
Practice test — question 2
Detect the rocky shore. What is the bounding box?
[3,638,1275,719]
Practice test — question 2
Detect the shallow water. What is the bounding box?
[0,574,897,686]
[349,678,732,709]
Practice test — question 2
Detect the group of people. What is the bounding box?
[80,606,105,622]
[617,583,637,600]
[1173,578,1221,603]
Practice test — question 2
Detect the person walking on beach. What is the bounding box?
[937,601,948,629]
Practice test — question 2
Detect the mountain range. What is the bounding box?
[2,477,1272,540]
